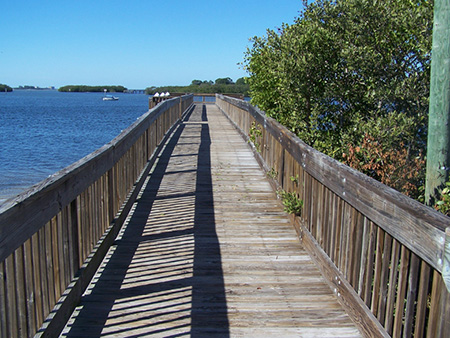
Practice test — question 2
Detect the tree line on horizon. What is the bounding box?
[0,84,13,92]
[145,77,249,96]
[58,85,128,93]
[1,78,250,96]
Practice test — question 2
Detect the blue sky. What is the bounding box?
[1,1,304,89]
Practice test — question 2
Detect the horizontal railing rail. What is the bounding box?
[0,95,193,337]
[150,93,244,109]
[216,94,450,337]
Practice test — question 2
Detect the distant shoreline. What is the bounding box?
[13,88,57,91]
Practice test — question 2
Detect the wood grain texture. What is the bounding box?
[216,95,449,273]
[61,104,362,337]
[216,95,450,337]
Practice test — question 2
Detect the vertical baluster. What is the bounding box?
[5,254,18,338]
[413,260,431,337]
[0,261,7,338]
[392,245,410,337]
[377,232,392,325]
[14,246,27,337]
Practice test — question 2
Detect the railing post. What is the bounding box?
[0,95,193,337]
[69,200,80,276]
[444,227,450,291]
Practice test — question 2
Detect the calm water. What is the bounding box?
[0,90,150,204]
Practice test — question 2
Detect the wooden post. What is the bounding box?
[444,227,450,291]
[425,0,450,205]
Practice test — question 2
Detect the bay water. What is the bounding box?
[0,90,150,205]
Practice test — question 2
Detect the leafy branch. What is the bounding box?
[278,190,303,216]
[248,122,263,153]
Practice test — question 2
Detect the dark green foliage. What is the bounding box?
[435,181,450,216]
[215,77,234,85]
[278,190,303,215]
[58,85,127,92]
[248,122,263,152]
[243,0,432,199]
[146,77,249,96]
[236,78,246,86]
[0,84,13,92]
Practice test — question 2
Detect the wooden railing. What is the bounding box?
[149,93,244,109]
[216,94,450,337]
[0,95,193,337]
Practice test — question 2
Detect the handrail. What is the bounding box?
[216,94,450,337]
[150,93,244,108]
[0,95,193,337]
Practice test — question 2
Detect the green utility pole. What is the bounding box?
[425,0,450,206]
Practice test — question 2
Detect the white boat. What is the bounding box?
[103,95,119,101]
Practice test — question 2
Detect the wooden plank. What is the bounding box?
[5,254,18,338]
[51,217,61,301]
[392,245,410,337]
[31,232,44,331]
[414,261,431,337]
[436,282,450,337]
[332,197,344,267]
[377,232,392,324]
[371,227,384,316]
[60,104,363,337]
[311,178,319,240]
[92,181,99,252]
[60,207,70,293]
[23,239,37,335]
[14,245,27,337]
[217,95,448,273]
[427,270,450,337]
[323,187,331,256]
[35,101,192,338]
[339,202,351,280]
[44,221,56,313]
[297,219,389,337]
[403,253,420,337]
[385,238,400,335]
[303,173,312,232]
[38,226,50,319]
[427,270,442,337]
[0,261,7,338]
[329,192,339,263]
[349,208,363,288]
[316,180,324,247]
[357,217,370,297]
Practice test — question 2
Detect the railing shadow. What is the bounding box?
[191,105,229,336]
[61,104,229,337]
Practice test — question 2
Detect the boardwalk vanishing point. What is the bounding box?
[60,104,362,337]
[4,94,448,337]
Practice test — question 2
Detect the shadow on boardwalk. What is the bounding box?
[62,105,229,337]
[62,104,361,337]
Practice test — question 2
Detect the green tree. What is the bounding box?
[243,0,433,199]
[215,77,234,85]
[146,78,249,96]
[0,84,13,92]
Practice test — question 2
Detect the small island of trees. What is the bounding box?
[146,77,249,96]
[58,85,127,93]
[0,84,13,92]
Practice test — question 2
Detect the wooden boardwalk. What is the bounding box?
[61,104,362,337]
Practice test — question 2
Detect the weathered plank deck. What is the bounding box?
[61,104,362,337]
